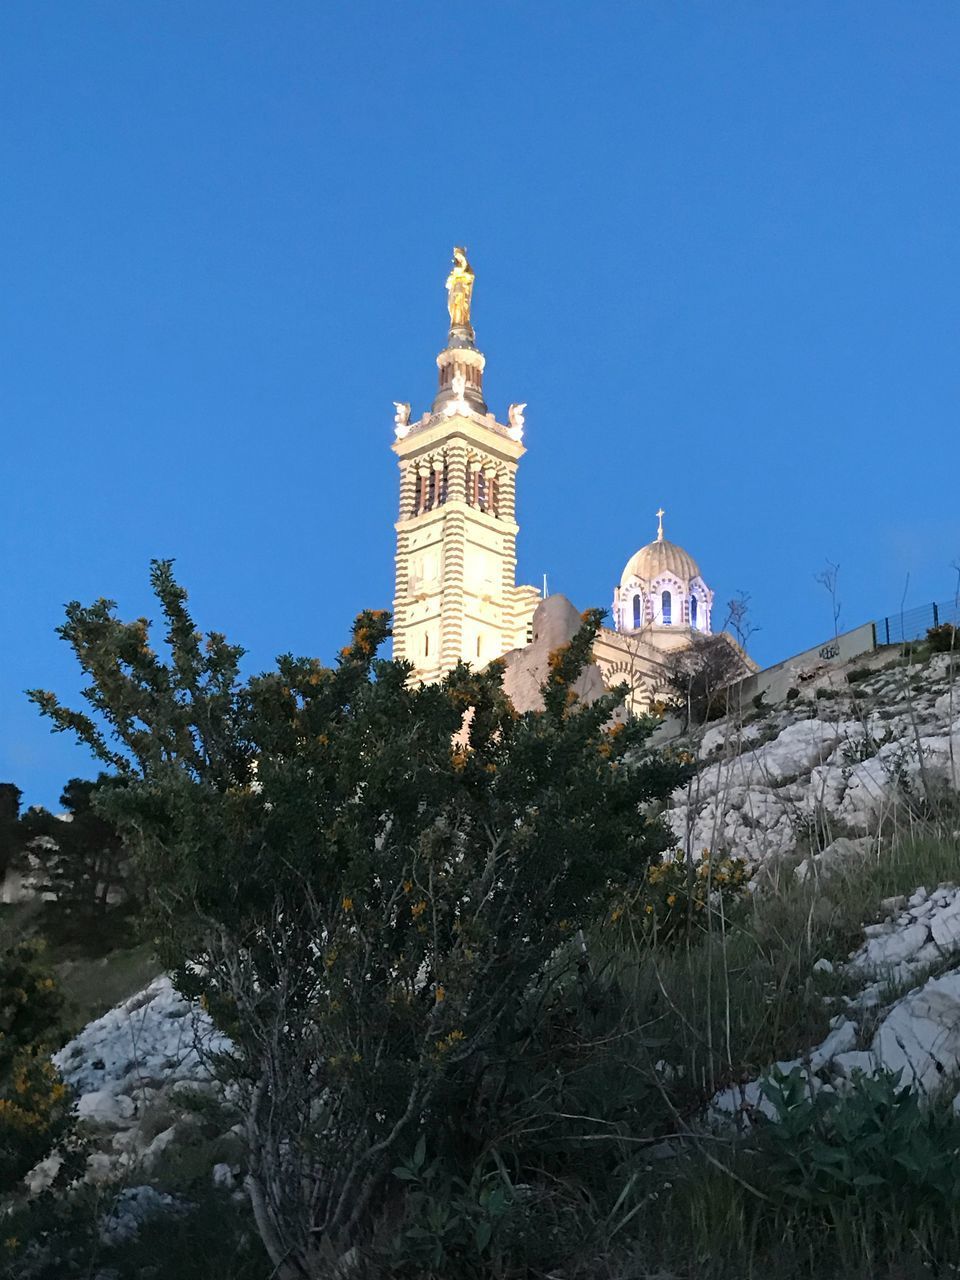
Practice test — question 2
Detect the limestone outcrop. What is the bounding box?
[501,594,610,713]
[668,650,959,868]
[29,977,236,1196]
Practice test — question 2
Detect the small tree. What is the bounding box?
[29,562,690,1276]
[19,776,139,946]
[815,559,842,639]
[666,632,750,727]
[0,784,23,889]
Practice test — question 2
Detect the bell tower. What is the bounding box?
[391,249,540,681]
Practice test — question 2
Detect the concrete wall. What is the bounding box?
[735,621,877,707]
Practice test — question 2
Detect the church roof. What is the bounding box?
[621,537,701,586]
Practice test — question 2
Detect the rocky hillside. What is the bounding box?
[15,637,960,1274]
[662,640,960,1118]
[667,645,959,871]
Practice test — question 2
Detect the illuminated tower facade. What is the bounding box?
[391,249,539,681]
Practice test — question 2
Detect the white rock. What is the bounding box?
[851,921,930,974]
[212,1161,235,1189]
[831,1050,877,1078]
[795,836,874,884]
[748,719,843,785]
[934,691,957,720]
[872,970,960,1096]
[930,895,960,948]
[141,1124,178,1170]
[24,1151,63,1195]
[111,1128,141,1153]
[99,1185,186,1245]
[710,1079,778,1123]
[810,1019,858,1070]
[813,958,834,974]
[55,976,231,1100]
[77,1089,136,1128]
[85,1151,119,1184]
[880,895,908,914]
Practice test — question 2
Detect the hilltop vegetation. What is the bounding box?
[3,569,960,1279]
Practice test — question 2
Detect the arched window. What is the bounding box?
[661,590,672,625]
[690,595,698,628]
[632,593,642,629]
[416,460,448,514]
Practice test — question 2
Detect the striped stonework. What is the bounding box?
[391,390,537,681]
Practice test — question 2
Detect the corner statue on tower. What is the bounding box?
[445,246,475,339]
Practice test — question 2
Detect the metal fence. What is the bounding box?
[875,596,960,647]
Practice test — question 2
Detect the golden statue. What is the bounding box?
[445,246,475,332]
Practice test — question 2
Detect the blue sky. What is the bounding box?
[2,2,958,808]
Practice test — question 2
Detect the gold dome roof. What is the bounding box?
[621,538,701,586]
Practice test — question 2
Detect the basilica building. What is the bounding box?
[391,250,752,711]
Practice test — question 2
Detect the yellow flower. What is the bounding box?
[645,905,654,915]
[4,1238,19,1251]
[342,896,354,912]
[437,1028,466,1053]
[402,879,413,893]
[435,985,445,1003]
[411,899,428,918]
[666,894,677,907]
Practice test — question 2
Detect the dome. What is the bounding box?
[620,538,701,586]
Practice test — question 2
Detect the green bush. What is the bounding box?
[612,848,749,946]
[376,956,663,1278]
[758,1067,960,1212]
[642,1065,960,1280]
[845,666,873,685]
[29,561,691,1278]
[0,943,73,1195]
[927,622,957,653]
[1,1183,268,1280]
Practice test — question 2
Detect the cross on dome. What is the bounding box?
[656,507,665,542]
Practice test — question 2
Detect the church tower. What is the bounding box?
[391,249,540,681]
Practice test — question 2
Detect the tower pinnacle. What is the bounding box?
[445,247,476,347]
[433,247,487,415]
